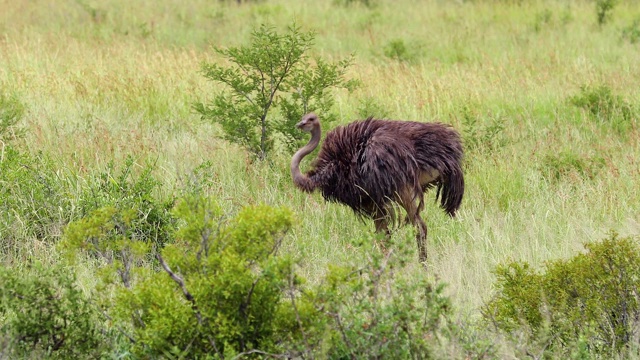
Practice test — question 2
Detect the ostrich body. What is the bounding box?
[291,112,464,263]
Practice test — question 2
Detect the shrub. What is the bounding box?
[383,39,414,62]
[596,0,617,26]
[0,263,107,359]
[539,150,605,182]
[62,206,155,288]
[63,192,462,358]
[570,84,635,134]
[121,200,322,358]
[316,248,452,358]
[484,232,640,357]
[459,105,506,156]
[195,23,356,160]
[622,18,640,44]
[78,155,175,248]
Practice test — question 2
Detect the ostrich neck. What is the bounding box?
[291,124,321,190]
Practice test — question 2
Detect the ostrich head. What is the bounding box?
[296,112,319,132]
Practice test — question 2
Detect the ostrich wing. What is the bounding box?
[356,129,419,208]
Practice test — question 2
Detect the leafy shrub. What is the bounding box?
[0,263,107,359]
[0,93,25,142]
[484,232,640,357]
[62,206,155,288]
[383,39,415,62]
[316,249,452,358]
[539,150,605,182]
[312,235,496,359]
[195,23,356,160]
[570,84,635,133]
[67,197,316,358]
[63,193,463,358]
[622,18,640,44]
[459,105,506,156]
[109,199,316,358]
[78,155,175,248]
[596,0,617,26]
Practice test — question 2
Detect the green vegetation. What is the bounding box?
[622,18,640,43]
[484,232,640,357]
[570,84,635,134]
[596,0,618,25]
[0,264,108,359]
[1,0,639,357]
[539,150,605,182]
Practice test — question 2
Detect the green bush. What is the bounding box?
[458,105,506,157]
[484,232,640,357]
[62,206,155,288]
[62,193,463,358]
[570,84,635,134]
[383,39,415,62]
[72,197,317,358]
[596,0,617,26]
[539,150,605,182]
[622,18,640,44]
[316,250,452,358]
[78,155,175,248]
[0,263,108,359]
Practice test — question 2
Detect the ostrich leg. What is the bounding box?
[400,190,428,263]
[413,215,428,263]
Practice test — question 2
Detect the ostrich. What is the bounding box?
[290,112,464,263]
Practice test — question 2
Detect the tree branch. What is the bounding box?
[156,253,223,358]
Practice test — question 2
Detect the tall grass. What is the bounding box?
[1,0,639,348]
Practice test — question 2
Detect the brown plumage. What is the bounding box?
[291,112,464,263]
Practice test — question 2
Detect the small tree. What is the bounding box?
[195,23,356,160]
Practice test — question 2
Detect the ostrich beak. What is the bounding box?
[295,121,305,129]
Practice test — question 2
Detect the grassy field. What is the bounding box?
[1,0,639,356]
